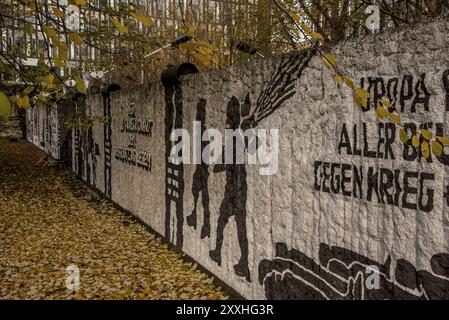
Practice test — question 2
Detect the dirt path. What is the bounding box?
[0,139,227,300]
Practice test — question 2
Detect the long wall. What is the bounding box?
[1,106,23,139]
[26,104,61,159]
[28,17,449,299]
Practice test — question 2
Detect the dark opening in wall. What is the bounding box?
[161,63,199,87]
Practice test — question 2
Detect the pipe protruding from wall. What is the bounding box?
[100,83,122,96]
[161,63,199,87]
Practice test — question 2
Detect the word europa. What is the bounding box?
[176,304,274,317]
[170,122,279,176]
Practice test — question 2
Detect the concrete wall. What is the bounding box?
[0,106,23,139]
[26,104,62,159]
[28,17,449,299]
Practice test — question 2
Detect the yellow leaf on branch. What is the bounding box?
[309,32,324,42]
[291,12,301,24]
[399,128,409,143]
[69,32,84,45]
[432,141,443,157]
[25,23,33,36]
[355,88,371,99]
[69,0,87,6]
[58,43,68,60]
[52,7,64,19]
[0,92,12,117]
[437,136,449,145]
[343,76,355,89]
[16,96,30,109]
[421,141,430,159]
[74,76,87,95]
[54,58,66,68]
[111,18,128,33]
[420,129,432,140]
[376,106,387,119]
[42,25,58,41]
[323,53,337,67]
[23,86,34,95]
[333,75,343,84]
[412,135,420,148]
[130,12,154,27]
[299,22,311,34]
[36,94,47,103]
[378,98,392,109]
[388,112,401,125]
[187,24,197,36]
[353,92,365,108]
[41,73,55,89]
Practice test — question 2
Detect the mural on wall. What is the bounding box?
[186,99,211,239]
[103,94,112,198]
[113,102,153,171]
[26,105,60,159]
[164,84,186,250]
[73,101,99,186]
[258,242,449,300]
[283,69,449,300]
[28,18,449,299]
[313,71,449,217]
[209,95,251,281]
[206,50,316,282]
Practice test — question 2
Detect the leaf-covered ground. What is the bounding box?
[0,139,228,300]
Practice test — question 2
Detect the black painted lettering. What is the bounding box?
[403,123,417,161]
[384,122,396,160]
[322,162,331,193]
[363,123,377,158]
[367,167,381,203]
[330,163,341,194]
[393,169,402,207]
[314,161,323,191]
[353,165,363,199]
[379,168,394,205]
[411,73,430,112]
[402,171,418,210]
[341,164,352,197]
[377,123,385,159]
[400,75,414,112]
[338,123,352,155]
[353,124,362,156]
[418,173,434,213]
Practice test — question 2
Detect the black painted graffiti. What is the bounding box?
[164,84,185,250]
[74,102,84,179]
[360,74,431,113]
[443,70,449,112]
[186,99,211,239]
[114,103,152,171]
[86,126,98,185]
[209,96,251,282]
[208,50,316,282]
[313,160,435,212]
[253,50,316,124]
[354,71,449,167]
[103,94,112,198]
[73,101,98,186]
[258,242,449,300]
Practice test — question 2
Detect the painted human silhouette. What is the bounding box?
[209,50,316,282]
[209,95,252,282]
[186,99,211,239]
